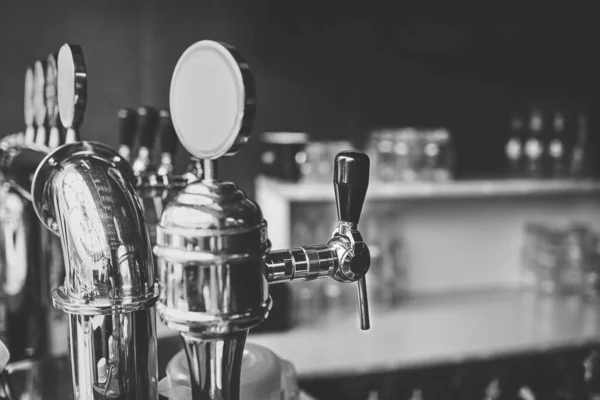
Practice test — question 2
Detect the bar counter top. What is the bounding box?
[247,289,600,379]
[7,289,600,398]
[256,177,600,202]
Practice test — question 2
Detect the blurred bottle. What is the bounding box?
[571,113,589,178]
[524,109,545,179]
[548,111,567,178]
[506,113,524,177]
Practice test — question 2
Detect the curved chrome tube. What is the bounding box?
[31,141,159,400]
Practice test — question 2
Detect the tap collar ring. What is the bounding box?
[52,285,159,315]
[156,221,270,258]
[156,297,272,335]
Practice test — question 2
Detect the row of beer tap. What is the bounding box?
[0,48,198,399]
[0,40,373,400]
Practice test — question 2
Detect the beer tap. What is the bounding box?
[45,53,63,150]
[41,51,68,357]
[57,44,86,144]
[0,60,56,370]
[33,60,48,148]
[28,44,159,399]
[23,67,35,145]
[267,151,372,329]
[134,107,196,250]
[131,106,159,176]
[155,40,372,400]
[147,109,179,229]
[156,109,178,179]
[117,108,136,162]
[131,105,163,249]
[0,44,164,399]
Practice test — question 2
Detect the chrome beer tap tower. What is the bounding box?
[1,44,160,399]
[0,39,372,400]
[156,40,372,399]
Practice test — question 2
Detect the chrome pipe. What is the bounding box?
[30,141,159,400]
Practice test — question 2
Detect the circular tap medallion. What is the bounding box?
[24,66,35,127]
[45,53,59,127]
[169,40,256,160]
[57,43,87,130]
[33,60,47,127]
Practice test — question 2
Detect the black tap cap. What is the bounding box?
[136,106,160,150]
[117,108,137,148]
[158,109,178,156]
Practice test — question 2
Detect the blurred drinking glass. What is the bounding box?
[522,223,546,287]
[372,130,397,182]
[535,226,564,294]
[301,141,329,184]
[301,140,354,184]
[393,129,419,182]
[422,128,454,182]
[561,223,589,294]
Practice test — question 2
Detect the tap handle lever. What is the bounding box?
[333,151,371,330]
[334,151,370,226]
[357,276,370,330]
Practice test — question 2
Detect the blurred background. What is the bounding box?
[4,1,600,399]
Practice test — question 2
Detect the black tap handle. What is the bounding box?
[158,109,178,155]
[136,106,159,149]
[118,108,137,148]
[333,151,370,226]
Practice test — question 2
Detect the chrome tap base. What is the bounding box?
[181,331,247,400]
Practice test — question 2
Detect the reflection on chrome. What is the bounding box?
[0,190,28,300]
[30,141,159,400]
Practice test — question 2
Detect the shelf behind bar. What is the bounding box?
[245,288,600,379]
[256,177,600,202]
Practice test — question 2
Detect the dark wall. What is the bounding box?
[0,1,142,146]
[2,1,599,196]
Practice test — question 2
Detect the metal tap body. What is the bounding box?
[156,153,371,400]
[155,178,271,400]
[1,138,160,399]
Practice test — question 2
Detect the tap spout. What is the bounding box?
[31,141,159,400]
